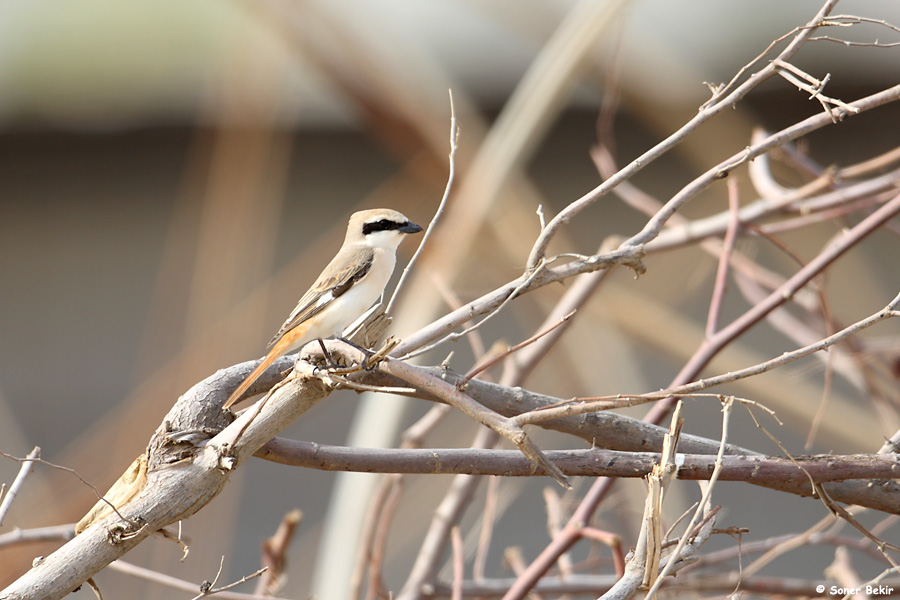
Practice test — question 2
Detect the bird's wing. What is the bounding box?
[267,246,374,348]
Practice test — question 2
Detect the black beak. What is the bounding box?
[400,221,423,234]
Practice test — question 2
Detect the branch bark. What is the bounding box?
[257,440,900,484]
[1,358,328,600]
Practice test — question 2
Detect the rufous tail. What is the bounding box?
[223,351,280,409]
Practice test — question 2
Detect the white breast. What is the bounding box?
[303,247,396,341]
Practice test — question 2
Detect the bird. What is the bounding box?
[223,208,423,409]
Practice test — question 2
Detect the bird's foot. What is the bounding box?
[336,337,377,369]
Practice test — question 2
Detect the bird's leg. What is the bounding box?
[315,337,371,370]
[316,338,339,368]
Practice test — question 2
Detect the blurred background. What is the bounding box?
[1,0,900,598]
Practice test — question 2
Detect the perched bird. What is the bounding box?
[223,208,423,409]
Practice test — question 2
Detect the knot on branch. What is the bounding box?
[607,243,647,277]
[105,516,147,546]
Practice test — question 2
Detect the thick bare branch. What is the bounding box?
[1,359,330,600]
[257,440,900,485]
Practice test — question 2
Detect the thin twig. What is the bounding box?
[473,476,500,581]
[658,287,900,399]
[398,264,548,361]
[106,559,279,599]
[646,398,732,599]
[364,477,402,600]
[504,151,900,600]
[627,84,900,253]
[387,89,459,314]
[0,446,40,527]
[509,289,899,427]
[194,565,269,599]
[542,487,574,576]
[0,524,76,549]
[353,404,453,600]
[0,448,135,528]
[642,193,900,430]
[451,526,464,600]
[254,509,302,596]
[526,0,842,270]
[397,427,498,600]
[379,357,569,488]
[704,179,741,339]
[459,310,575,386]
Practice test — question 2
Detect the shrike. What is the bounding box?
[223,208,423,409]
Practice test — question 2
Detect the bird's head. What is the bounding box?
[348,208,423,250]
